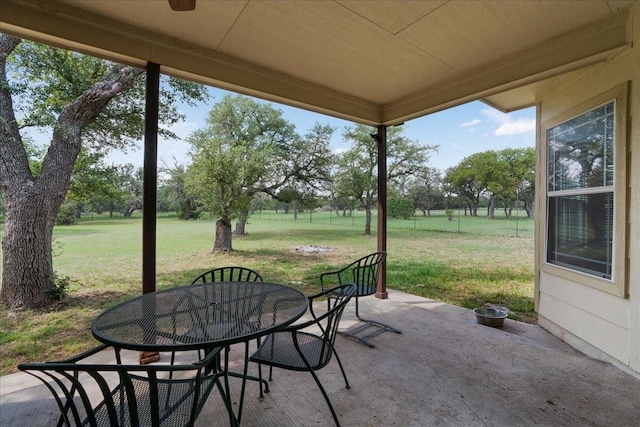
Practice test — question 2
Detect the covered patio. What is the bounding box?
[2,2,640,424]
[3,291,639,426]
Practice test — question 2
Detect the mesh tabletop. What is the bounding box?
[92,282,308,352]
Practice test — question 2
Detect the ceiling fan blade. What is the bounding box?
[168,0,196,11]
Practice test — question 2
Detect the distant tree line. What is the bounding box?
[51,98,535,245]
[49,96,535,252]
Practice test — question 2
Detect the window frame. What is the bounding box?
[541,83,628,297]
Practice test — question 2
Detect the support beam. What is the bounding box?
[142,62,160,294]
[375,125,388,299]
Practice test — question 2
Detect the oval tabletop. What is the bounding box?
[92,282,308,352]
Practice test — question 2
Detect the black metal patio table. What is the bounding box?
[92,281,308,426]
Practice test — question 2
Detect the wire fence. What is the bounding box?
[253,208,534,238]
[0,208,534,238]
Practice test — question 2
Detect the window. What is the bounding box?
[543,84,627,295]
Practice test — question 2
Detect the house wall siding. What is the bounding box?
[535,4,639,374]
[628,2,640,374]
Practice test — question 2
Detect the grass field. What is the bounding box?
[0,211,535,375]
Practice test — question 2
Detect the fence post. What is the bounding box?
[515,197,520,238]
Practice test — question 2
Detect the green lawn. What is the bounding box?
[0,212,535,375]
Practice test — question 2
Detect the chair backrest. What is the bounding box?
[18,345,218,427]
[306,284,356,351]
[334,252,386,297]
[190,266,263,284]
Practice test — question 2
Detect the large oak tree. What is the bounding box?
[187,94,333,251]
[0,35,208,308]
[445,148,535,218]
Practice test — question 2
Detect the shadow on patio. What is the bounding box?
[2,290,639,426]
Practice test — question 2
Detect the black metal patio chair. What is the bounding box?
[320,251,401,347]
[18,344,220,427]
[178,266,268,397]
[249,284,356,427]
[190,266,263,284]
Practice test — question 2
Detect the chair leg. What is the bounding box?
[236,342,251,424]
[256,336,265,398]
[306,363,342,426]
[215,344,269,396]
[293,341,343,427]
[332,348,350,389]
[220,347,240,427]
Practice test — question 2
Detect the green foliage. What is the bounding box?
[8,39,210,154]
[55,203,77,225]
[44,272,73,301]
[186,94,334,249]
[22,137,45,177]
[445,147,535,217]
[160,162,197,219]
[407,167,445,214]
[335,124,437,233]
[388,194,414,219]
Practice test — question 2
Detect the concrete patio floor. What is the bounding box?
[2,290,639,426]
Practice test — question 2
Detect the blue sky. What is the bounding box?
[108,87,536,172]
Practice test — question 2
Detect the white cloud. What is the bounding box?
[460,119,481,128]
[481,108,534,136]
[481,108,509,124]
[494,118,535,136]
[334,147,348,154]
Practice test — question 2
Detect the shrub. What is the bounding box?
[388,195,415,219]
[55,203,77,225]
[45,273,73,301]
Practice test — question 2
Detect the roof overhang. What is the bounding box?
[0,0,634,124]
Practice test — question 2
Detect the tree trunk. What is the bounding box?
[0,35,143,308]
[524,201,533,218]
[182,198,192,220]
[213,217,233,251]
[234,209,248,236]
[364,203,372,235]
[293,201,297,221]
[1,187,58,307]
[487,196,496,219]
